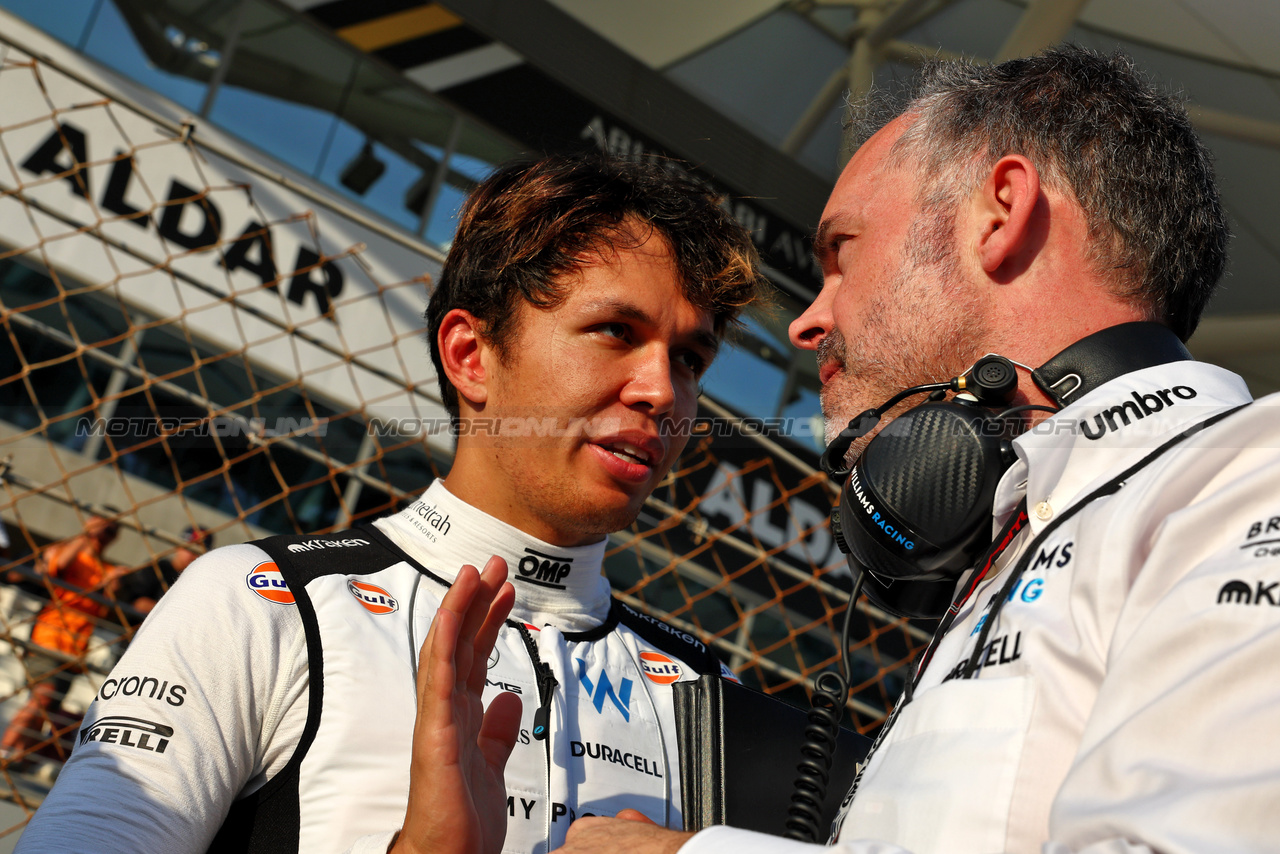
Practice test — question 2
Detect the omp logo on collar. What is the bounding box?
[287,537,370,553]
[246,562,294,604]
[514,548,573,589]
[1217,580,1280,606]
[1079,386,1197,440]
[639,651,681,685]
[79,715,173,753]
[575,658,632,721]
[347,579,397,614]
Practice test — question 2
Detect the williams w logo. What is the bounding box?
[575,659,632,721]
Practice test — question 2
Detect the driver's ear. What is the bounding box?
[438,309,492,407]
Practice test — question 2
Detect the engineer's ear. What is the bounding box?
[437,309,491,408]
[976,154,1041,277]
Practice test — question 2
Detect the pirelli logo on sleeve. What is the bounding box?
[79,715,174,754]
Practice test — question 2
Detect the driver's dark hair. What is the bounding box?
[852,44,1227,341]
[425,153,767,418]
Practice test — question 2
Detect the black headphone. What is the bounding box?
[821,322,1194,620]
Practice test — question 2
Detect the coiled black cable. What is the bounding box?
[783,570,864,842]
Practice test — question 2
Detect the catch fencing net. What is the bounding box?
[0,41,927,833]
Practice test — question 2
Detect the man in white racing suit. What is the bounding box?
[544,46,1280,854]
[15,153,765,854]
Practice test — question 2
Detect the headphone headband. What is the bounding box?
[1031,322,1191,407]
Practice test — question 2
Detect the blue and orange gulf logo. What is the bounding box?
[246,561,294,604]
[347,580,398,615]
[639,651,682,685]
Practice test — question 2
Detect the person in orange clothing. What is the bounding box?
[1,515,128,763]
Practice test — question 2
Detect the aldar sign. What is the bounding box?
[0,42,448,427]
[641,402,850,617]
[18,121,347,317]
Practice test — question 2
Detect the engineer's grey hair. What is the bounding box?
[848,45,1227,341]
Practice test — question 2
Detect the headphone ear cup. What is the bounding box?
[859,572,955,621]
[837,401,1016,594]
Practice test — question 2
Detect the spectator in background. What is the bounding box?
[116,526,212,615]
[0,515,127,763]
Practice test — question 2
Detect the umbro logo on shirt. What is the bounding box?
[1078,385,1197,440]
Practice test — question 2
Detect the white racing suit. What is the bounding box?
[17,481,733,854]
[684,360,1280,854]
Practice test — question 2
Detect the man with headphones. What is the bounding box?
[17,154,765,853]
[550,45,1280,854]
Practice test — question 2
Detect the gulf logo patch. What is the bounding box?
[246,562,294,604]
[347,580,398,615]
[639,651,682,685]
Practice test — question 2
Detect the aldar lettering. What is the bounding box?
[19,121,345,319]
[699,462,839,566]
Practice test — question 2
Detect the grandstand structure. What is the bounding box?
[0,0,1278,843]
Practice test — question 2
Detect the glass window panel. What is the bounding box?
[318,120,433,232]
[701,324,789,419]
[80,0,223,113]
[107,382,201,480]
[0,329,38,432]
[307,413,369,468]
[205,0,351,176]
[0,319,115,440]
[317,61,458,233]
[0,258,135,448]
[366,438,439,496]
[450,120,521,183]
[0,0,99,50]
[351,483,396,525]
[423,180,467,250]
[424,120,521,247]
[0,256,59,310]
[133,321,241,404]
[780,386,824,454]
[220,442,343,533]
[0,258,130,357]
